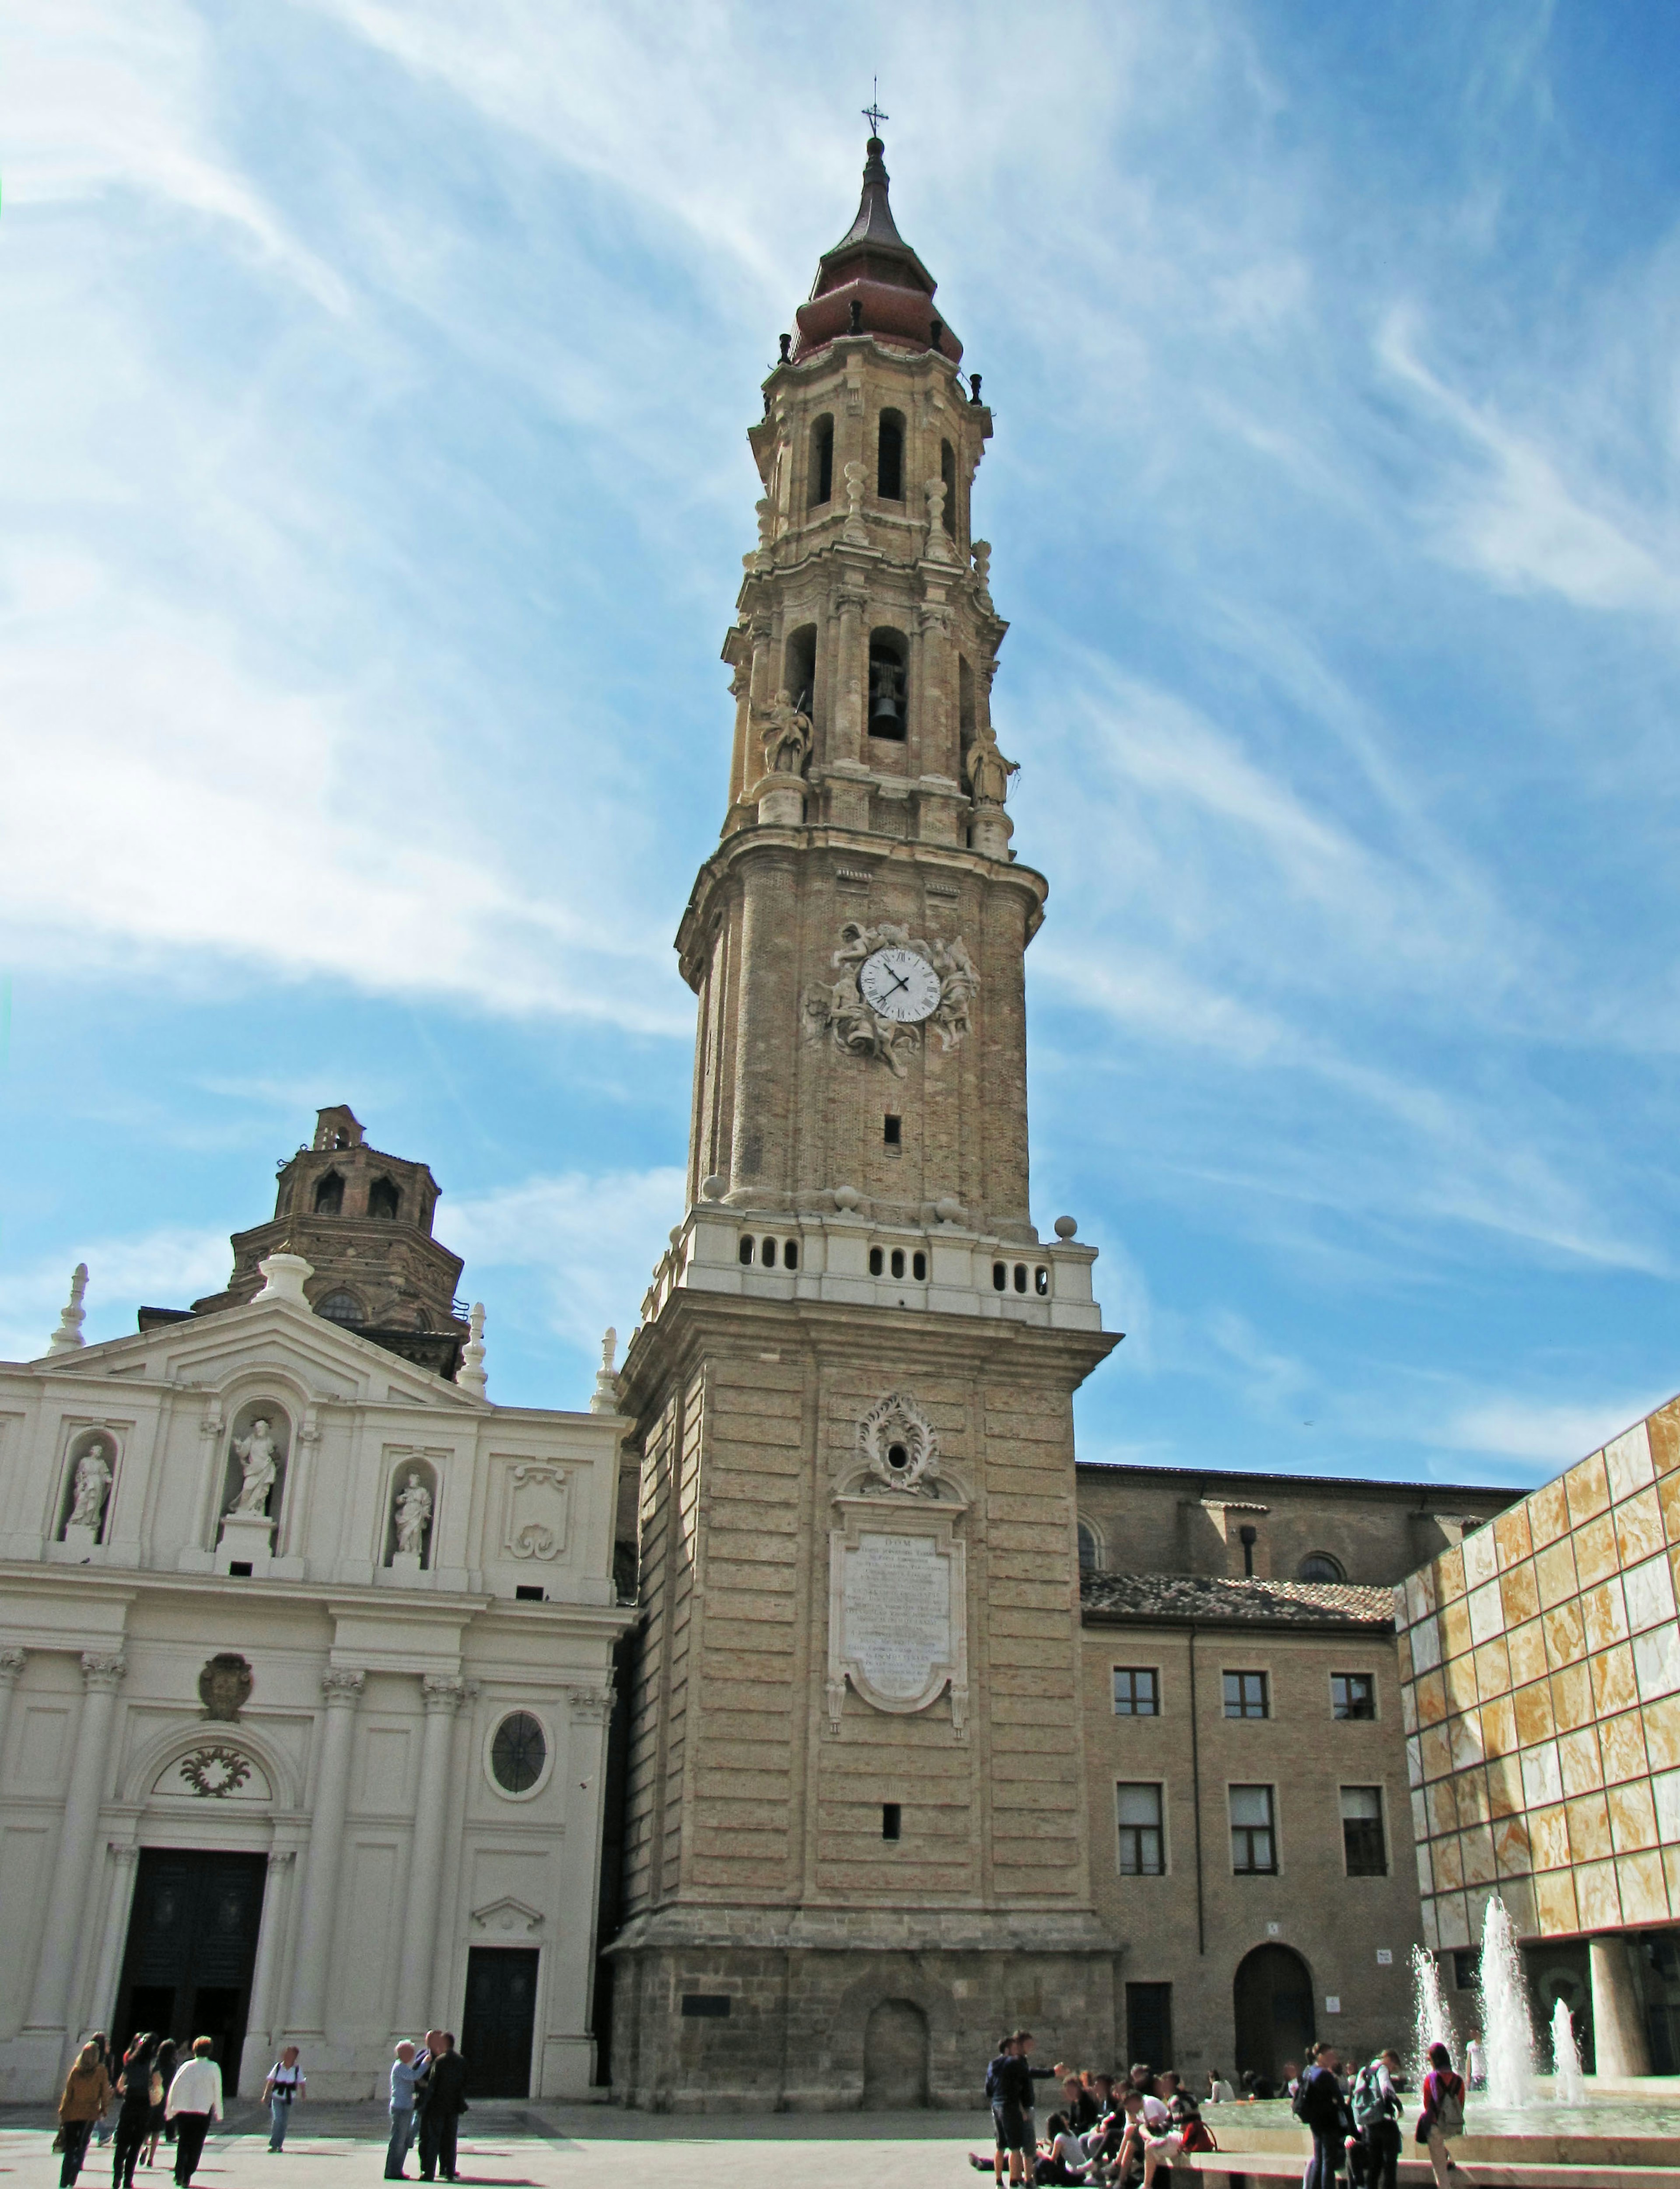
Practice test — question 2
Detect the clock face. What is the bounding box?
[859,946,942,1024]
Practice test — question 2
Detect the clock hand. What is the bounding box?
[878,969,911,998]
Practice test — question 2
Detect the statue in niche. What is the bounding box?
[964,721,1018,808]
[66,1442,112,1533]
[393,1471,433,1559]
[228,1419,280,1517]
[761,690,812,779]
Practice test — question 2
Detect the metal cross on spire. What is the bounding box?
[862,79,888,137]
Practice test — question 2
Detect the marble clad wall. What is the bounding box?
[1395,1396,1680,1950]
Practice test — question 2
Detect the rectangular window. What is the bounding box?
[1230,1784,1277,1874]
[1341,1786,1387,1876]
[883,1114,902,1146]
[679,1994,731,2017]
[882,1802,902,1842]
[1117,1783,1164,1875]
[1125,1983,1172,2073]
[1113,1667,1159,1716]
[1332,1673,1376,1720]
[1224,1670,1269,1719]
[1452,1949,1477,1991]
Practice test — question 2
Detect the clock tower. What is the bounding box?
[607,133,1120,2107]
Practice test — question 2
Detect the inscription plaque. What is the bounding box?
[843,1533,951,1701]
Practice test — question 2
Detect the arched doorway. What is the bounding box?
[1233,1944,1315,2088]
[862,1997,929,2108]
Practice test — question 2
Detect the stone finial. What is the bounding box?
[458,1303,488,1398]
[700,1174,727,1202]
[923,477,956,560]
[1054,1215,1078,1240]
[254,1252,313,1305]
[592,1327,620,1414]
[49,1264,89,1352]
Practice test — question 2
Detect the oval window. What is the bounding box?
[490,1711,547,1794]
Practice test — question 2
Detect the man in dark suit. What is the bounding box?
[417,2033,467,2183]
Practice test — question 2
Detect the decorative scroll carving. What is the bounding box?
[504,1462,570,1562]
[856,1392,941,1495]
[803,921,979,1078]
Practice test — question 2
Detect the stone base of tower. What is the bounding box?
[606,1912,1118,2111]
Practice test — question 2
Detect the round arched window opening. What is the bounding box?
[489,1712,548,1796]
[316,1290,366,1326]
[886,1442,910,1473]
[1298,1552,1345,1584]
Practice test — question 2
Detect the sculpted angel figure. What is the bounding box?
[761,689,812,778]
[394,1471,433,1557]
[228,1418,279,1516]
[964,722,1018,808]
[66,1443,111,1532]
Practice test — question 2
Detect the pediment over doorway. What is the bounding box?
[470,1895,545,1934]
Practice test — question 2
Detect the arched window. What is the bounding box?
[316,1289,365,1326]
[877,410,905,500]
[940,439,957,535]
[868,630,908,739]
[1298,1552,1345,1583]
[808,415,834,507]
[784,623,817,718]
[313,1172,344,1215]
[1078,1521,1100,1574]
[368,1177,400,1220]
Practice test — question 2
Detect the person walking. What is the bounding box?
[88,2036,116,2147]
[163,2040,221,2189]
[385,2042,427,2180]
[1350,2049,1403,2189]
[1294,2041,1354,2189]
[417,2032,467,2183]
[1463,2035,1485,2093]
[1416,2041,1466,2189]
[144,2039,177,2168]
[57,2040,112,2187]
[262,2047,306,2153]
[109,2036,156,2189]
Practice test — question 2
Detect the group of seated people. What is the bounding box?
[976,2056,1215,2189]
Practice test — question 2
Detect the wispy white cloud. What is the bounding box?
[0,1225,233,1363]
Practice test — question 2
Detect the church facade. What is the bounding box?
[0,1109,633,2101]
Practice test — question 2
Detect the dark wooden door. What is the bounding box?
[1232,1944,1315,2088]
[114,1850,267,2094]
[461,1947,539,2098]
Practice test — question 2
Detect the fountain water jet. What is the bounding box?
[1551,1995,1585,2106]
[1410,1943,1452,2088]
[1477,1892,1536,2108]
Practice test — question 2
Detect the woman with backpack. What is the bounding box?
[110,2036,157,2189]
[1349,2049,1403,2189]
[1416,2041,1466,2188]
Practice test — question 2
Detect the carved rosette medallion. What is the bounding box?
[856,1392,941,1495]
[803,921,979,1078]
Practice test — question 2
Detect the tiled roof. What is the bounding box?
[1080,1570,1395,1629]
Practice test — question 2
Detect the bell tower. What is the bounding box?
[609,134,1120,2108]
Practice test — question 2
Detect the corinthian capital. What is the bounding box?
[80,1651,127,1690]
[0,1647,25,1684]
[321,1667,366,1705]
[422,1674,468,1713]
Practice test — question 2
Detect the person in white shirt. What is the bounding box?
[262,2046,306,2154]
[1206,2070,1236,2104]
[1465,2034,1486,2091]
[163,2040,222,2188]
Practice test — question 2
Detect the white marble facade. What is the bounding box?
[0,1254,633,2100]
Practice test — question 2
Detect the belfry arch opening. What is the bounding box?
[313,1172,344,1216]
[808,415,834,507]
[368,1177,400,1220]
[876,410,905,501]
[784,625,817,718]
[868,630,908,740]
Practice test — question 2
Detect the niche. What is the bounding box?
[219,1401,291,1534]
[385,1457,438,1571]
[784,624,818,718]
[60,1429,117,1544]
[368,1176,401,1220]
[808,415,834,507]
[868,630,908,740]
[877,410,905,500]
[313,1172,344,1215]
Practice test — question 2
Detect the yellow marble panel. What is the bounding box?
[1536,1539,1581,1613]
[1529,1804,1571,1870]
[1468,1580,1507,1648]
[1529,1478,1571,1549]
[1650,1401,1680,1480]
[1482,1694,1518,1758]
[1436,1893,1471,1951]
[1416,1670,1448,1726]
[1552,1661,1595,1732]
[1444,1654,1480,1714]
[1417,1565,1439,1615]
[1435,1546,1466,1604]
[1402,1683,1418,1736]
[1600,1708,1650,1786]
[1575,1513,1620,1590]
[1620,1850,1669,1926]
[1661,1473,1680,1548]
[1460,1823,1497,1887]
[1421,1723,1453,1781]
[1508,1620,1549,1690]
[1493,1814,1532,1876]
[1415,1842,1432,1897]
[1442,1597,1474,1661]
[1607,1425,1656,1503]
[1421,1897,1441,1951]
[1427,1779,1459,1840]
[1464,1527,1500,1590]
[1617,1486,1666,1570]
[1449,1711,1486,1772]
[1500,1561,1540,1629]
[1495,1504,1534,1570]
[1592,1643,1639,1718]
[1502,1876,1539,1937]
[1474,1639,1512,1701]
[1398,1632,1415,1685]
[1566,1451,1612,1528]
[1664,1847,1680,1915]
[1432,1833,1465,1890]
[1485,1752,1523,1818]
[1609,1778,1659,1853]
[1558,1727,1603,1798]
[1513,1679,1555,1748]
[1535,1867,1580,1934]
[1566,1791,1614,1862]
[1455,1769,1490,1827]
[1582,1577,1630,1654]
[1544,1601,1587,1670]
[1645,1694,1680,1772]
[1577,1856,1623,1930]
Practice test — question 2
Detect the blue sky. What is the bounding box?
[6,1,1680,1491]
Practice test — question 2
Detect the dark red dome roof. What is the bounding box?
[791,138,962,366]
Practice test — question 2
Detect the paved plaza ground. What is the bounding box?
[0,2106,984,2189]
